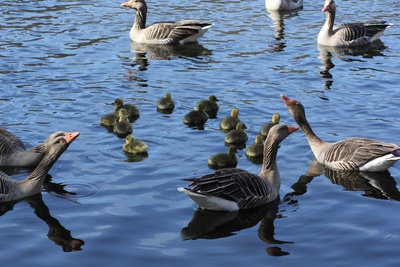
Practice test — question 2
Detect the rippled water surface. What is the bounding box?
[1,0,400,266]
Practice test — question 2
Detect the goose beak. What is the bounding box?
[322,5,329,12]
[121,1,132,7]
[288,126,299,134]
[280,94,294,106]
[63,132,80,144]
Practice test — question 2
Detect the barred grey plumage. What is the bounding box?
[178,124,298,211]
[121,0,212,44]
[281,95,400,172]
[318,0,391,47]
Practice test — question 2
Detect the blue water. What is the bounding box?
[1,0,399,266]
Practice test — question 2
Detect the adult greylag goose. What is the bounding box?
[157,92,175,111]
[0,132,79,202]
[260,113,280,138]
[208,146,238,169]
[178,124,298,211]
[219,107,241,131]
[317,0,392,47]
[121,0,212,45]
[113,98,140,121]
[225,123,248,145]
[281,95,400,172]
[266,0,303,11]
[123,135,148,154]
[0,129,69,167]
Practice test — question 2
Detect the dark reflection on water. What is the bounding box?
[181,197,293,256]
[290,158,400,201]
[318,41,388,90]
[0,175,84,252]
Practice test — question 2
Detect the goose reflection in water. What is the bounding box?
[266,8,302,53]
[0,174,84,252]
[180,198,294,257]
[317,41,387,90]
[290,158,400,201]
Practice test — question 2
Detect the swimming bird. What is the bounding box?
[121,0,212,44]
[123,135,148,154]
[225,123,248,145]
[195,95,219,117]
[208,146,238,169]
[100,113,119,127]
[317,0,392,47]
[246,135,265,158]
[281,94,400,172]
[0,132,79,202]
[178,124,298,211]
[260,113,280,138]
[113,98,140,121]
[183,103,208,126]
[220,108,241,131]
[0,130,71,167]
[113,109,133,136]
[157,92,175,111]
[265,0,303,11]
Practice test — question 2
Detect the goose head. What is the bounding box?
[46,132,80,158]
[230,107,239,118]
[280,94,307,125]
[322,0,336,12]
[121,0,147,11]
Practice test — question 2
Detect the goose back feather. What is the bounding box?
[318,0,391,47]
[266,0,303,11]
[178,124,298,211]
[121,0,212,44]
[281,94,400,172]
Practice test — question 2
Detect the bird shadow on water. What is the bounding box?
[124,41,212,77]
[180,197,295,257]
[317,41,388,91]
[289,157,400,201]
[0,174,85,252]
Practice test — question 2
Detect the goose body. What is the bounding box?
[246,135,265,158]
[183,103,208,126]
[113,98,140,121]
[123,135,148,154]
[0,130,68,167]
[113,109,133,136]
[157,92,175,111]
[260,113,280,138]
[121,0,212,45]
[178,124,298,211]
[100,113,119,127]
[0,132,79,202]
[220,108,241,131]
[266,0,303,11]
[317,0,391,47]
[195,95,219,117]
[225,123,248,144]
[208,146,238,169]
[281,95,400,172]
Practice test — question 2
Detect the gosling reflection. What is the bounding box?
[291,158,400,201]
[317,41,387,90]
[181,198,292,256]
[0,175,84,252]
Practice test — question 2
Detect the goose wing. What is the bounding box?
[334,21,390,46]
[0,128,26,151]
[183,168,272,209]
[324,137,400,170]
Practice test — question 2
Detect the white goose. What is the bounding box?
[281,95,400,172]
[318,0,392,47]
[121,0,212,44]
[266,0,303,11]
[178,124,298,211]
[0,132,79,202]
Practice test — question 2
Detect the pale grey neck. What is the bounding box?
[325,10,335,35]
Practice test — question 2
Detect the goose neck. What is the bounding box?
[134,7,147,29]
